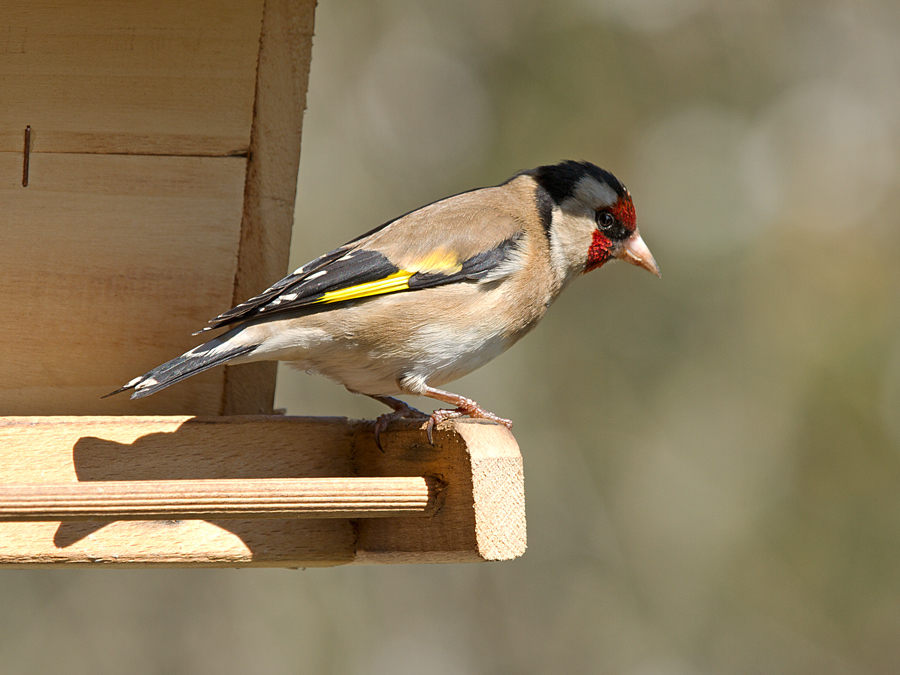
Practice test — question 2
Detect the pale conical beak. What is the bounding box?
[616,232,660,277]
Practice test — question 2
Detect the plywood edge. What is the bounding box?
[223,0,319,415]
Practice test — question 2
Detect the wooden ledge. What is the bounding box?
[0,477,444,521]
[0,416,526,567]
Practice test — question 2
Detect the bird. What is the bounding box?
[107,160,659,446]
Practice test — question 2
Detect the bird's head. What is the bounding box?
[528,160,659,281]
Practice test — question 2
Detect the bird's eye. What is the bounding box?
[596,211,616,231]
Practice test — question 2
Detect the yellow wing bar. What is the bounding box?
[314,270,414,305]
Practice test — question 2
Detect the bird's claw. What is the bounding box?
[424,407,513,445]
[373,405,428,452]
[425,408,464,445]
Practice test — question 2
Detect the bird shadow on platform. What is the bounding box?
[53,417,362,562]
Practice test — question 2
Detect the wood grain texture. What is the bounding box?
[0,0,264,155]
[0,477,441,520]
[0,152,247,415]
[0,0,280,415]
[0,416,525,566]
[0,416,356,566]
[223,0,318,414]
[0,0,320,417]
[353,419,527,564]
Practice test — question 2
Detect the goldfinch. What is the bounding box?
[108,160,659,444]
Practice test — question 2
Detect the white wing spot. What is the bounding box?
[139,377,158,388]
[305,270,327,280]
[126,376,141,387]
[281,293,298,301]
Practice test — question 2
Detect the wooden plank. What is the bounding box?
[0,416,526,566]
[0,477,441,520]
[0,0,264,156]
[223,0,318,414]
[0,0,316,415]
[353,420,527,564]
[0,152,246,415]
[0,416,357,566]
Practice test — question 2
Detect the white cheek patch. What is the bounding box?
[548,207,596,287]
[548,214,568,277]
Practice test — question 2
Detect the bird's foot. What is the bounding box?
[424,405,513,445]
[371,396,429,451]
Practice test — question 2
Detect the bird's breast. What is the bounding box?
[269,278,549,396]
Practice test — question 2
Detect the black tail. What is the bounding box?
[104,341,259,400]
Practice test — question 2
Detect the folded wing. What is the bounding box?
[199,191,525,333]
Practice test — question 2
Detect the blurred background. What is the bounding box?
[4,0,900,672]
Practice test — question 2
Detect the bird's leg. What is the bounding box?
[420,386,513,445]
[367,394,428,451]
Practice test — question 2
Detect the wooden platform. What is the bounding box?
[0,416,526,566]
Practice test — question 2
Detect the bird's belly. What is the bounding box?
[292,324,512,396]
[253,284,546,397]
[402,323,513,389]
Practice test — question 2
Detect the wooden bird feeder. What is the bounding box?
[0,0,526,566]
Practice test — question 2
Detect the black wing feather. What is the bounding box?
[199,246,355,332]
[201,233,522,332]
[407,234,522,290]
[200,247,400,332]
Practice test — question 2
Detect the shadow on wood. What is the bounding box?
[0,416,526,567]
